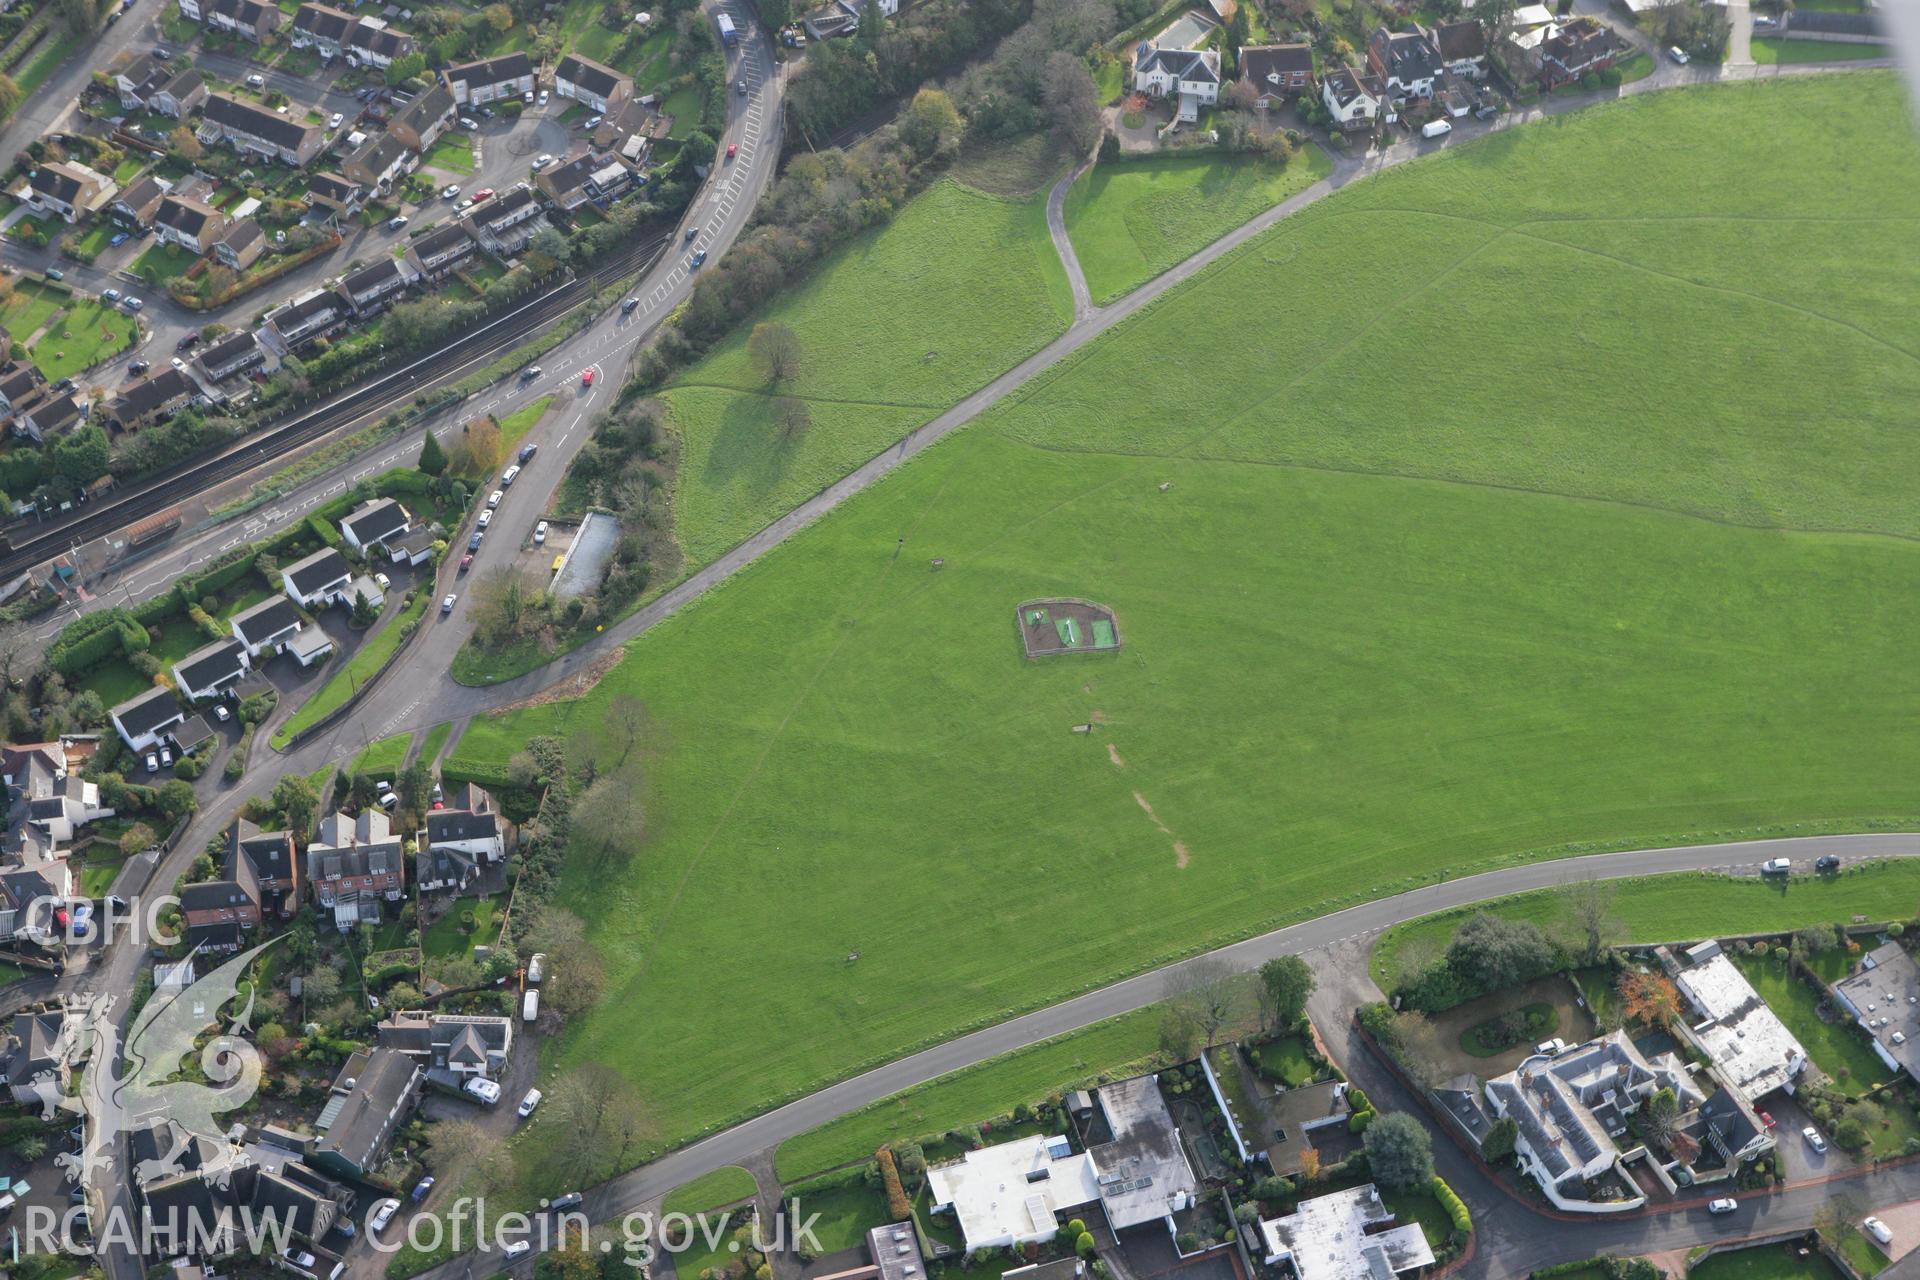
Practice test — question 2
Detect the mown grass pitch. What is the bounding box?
[1062,149,1331,303]
[452,74,1920,1155]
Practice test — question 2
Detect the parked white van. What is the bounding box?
[523,989,540,1023]
[1421,120,1452,140]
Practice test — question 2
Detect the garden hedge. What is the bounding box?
[1432,1176,1471,1242]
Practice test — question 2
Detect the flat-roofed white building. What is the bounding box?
[1257,1184,1433,1280]
[1673,942,1809,1100]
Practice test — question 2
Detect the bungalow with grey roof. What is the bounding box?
[110,686,186,753]
[172,637,251,703]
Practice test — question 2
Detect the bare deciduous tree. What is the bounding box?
[1042,51,1103,153]
[545,1065,652,1184]
[1164,957,1250,1050]
[748,322,803,385]
[1562,878,1618,965]
[772,395,812,439]
[572,772,646,867]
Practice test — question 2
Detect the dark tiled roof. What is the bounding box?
[1370,26,1440,81]
[446,51,532,88]
[174,638,248,691]
[293,1,355,39]
[112,685,184,738]
[199,328,262,374]
[309,172,363,204]
[1433,20,1484,61]
[556,53,626,98]
[393,83,454,136]
[284,547,351,595]
[205,93,321,151]
[411,221,472,259]
[30,165,84,203]
[110,366,195,420]
[230,595,300,646]
[155,195,221,238]
[1240,43,1313,85]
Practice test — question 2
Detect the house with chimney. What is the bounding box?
[339,256,422,317]
[553,53,632,113]
[388,83,456,153]
[1239,44,1315,106]
[214,217,266,271]
[416,783,505,894]
[307,809,405,928]
[110,174,172,229]
[309,1046,423,1179]
[1132,43,1220,123]
[201,93,326,167]
[1321,64,1386,130]
[341,131,412,194]
[263,287,352,351]
[1367,25,1441,99]
[377,1010,513,1079]
[25,161,117,224]
[442,52,534,107]
[465,183,543,252]
[106,366,198,433]
[306,172,366,222]
[189,0,282,41]
[195,329,267,383]
[404,220,475,279]
[153,194,228,254]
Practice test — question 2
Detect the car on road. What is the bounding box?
[517,1088,542,1118]
[1761,857,1792,875]
[109,232,128,247]
[518,443,538,463]
[129,359,149,375]
[153,45,172,58]
[101,288,120,303]
[460,553,473,572]
[411,1176,436,1202]
[502,464,521,487]
[685,226,699,241]
[521,365,543,381]
[369,1199,401,1233]
[1804,1125,1828,1153]
[123,297,143,310]
[107,895,128,913]
[726,142,738,160]
[1669,45,1690,63]
[458,198,475,213]
[460,116,479,130]
[468,531,484,551]
[477,510,493,529]
[45,268,63,281]
[532,153,553,170]
[1865,1217,1893,1245]
[328,112,344,129]
[1815,855,1841,873]
[441,593,457,615]
[1707,1199,1736,1215]
[622,297,639,314]
[581,368,594,388]
[178,332,200,350]
[473,187,495,201]
[534,521,548,544]
[464,1077,502,1105]
[388,214,409,230]
[246,73,266,88]
[689,249,707,268]
[548,1192,584,1213]
[284,1249,316,1269]
[488,489,504,509]
[737,79,747,95]
[442,184,461,200]
[170,357,186,371]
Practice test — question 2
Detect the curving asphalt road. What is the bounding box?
[383,832,1920,1280]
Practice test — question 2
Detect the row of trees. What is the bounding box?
[1155,953,1316,1059]
[1393,881,1619,1013]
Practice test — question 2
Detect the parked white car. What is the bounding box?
[1761,857,1792,875]
[488,489,505,509]
[1864,1216,1893,1245]
[1707,1198,1736,1215]
[369,1199,401,1233]
[1803,1125,1828,1153]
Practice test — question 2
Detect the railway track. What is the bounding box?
[0,228,672,580]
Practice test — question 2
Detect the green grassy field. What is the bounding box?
[790,1180,892,1253]
[450,76,1920,1155]
[1062,149,1331,303]
[352,732,414,778]
[0,281,67,338]
[660,179,1072,564]
[1751,38,1888,64]
[1689,1244,1846,1280]
[420,721,454,767]
[662,1166,757,1216]
[497,395,552,450]
[425,133,478,175]
[774,1007,1162,1181]
[30,299,137,381]
[1370,863,1920,991]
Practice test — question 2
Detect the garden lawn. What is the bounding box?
[420,721,454,767]
[423,893,506,960]
[773,1007,1162,1180]
[0,282,67,340]
[1062,149,1331,303]
[1751,38,1888,63]
[73,613,215,706]
[66,222,118,260]
[425,133,478,175]
[661,85,702,139]
[661,179,1072,564]
[31,300,137,381]
[1835,1232,1891,1276]
[1378,1186,1449,1255]
[79,856,126,899]
[663,1166,757,1216]
[1251,1034,1318,1087]
[788,1180,891,1254]
[1370,863,1920,992]
[272,592,428,747]
[131,242,201,285]
[1731,954,1891,1097]
[447,76,1920,1158]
